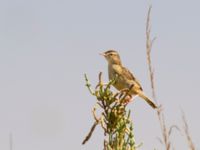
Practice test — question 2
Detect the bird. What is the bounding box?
[100,50,157,109]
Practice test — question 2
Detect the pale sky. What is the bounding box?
[0,0,199,150]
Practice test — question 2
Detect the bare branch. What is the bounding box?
[82,121,98,145]
[182,111,195,150]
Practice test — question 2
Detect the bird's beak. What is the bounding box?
[99,52,106,57]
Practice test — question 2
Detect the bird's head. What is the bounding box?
[100,50,122,65]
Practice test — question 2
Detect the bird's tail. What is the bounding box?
[136,90,157,109]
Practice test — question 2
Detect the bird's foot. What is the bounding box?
[121,95,134,105]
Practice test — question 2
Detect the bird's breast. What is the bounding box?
[108,64,125,91]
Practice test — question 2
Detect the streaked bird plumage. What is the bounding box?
[101,50,157,109]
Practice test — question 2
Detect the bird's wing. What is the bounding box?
[112,65,143,91]
[121,66,143,91]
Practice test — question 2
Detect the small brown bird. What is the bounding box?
[100,50,157,109]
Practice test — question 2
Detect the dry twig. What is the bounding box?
[146,6,176,150]
[182,111,195,150]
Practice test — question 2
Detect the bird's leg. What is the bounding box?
[119,88,129,99]
[120,84,136,104]
[119,88,130,95]
[118,88,133,105]
[122,94,133,105]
